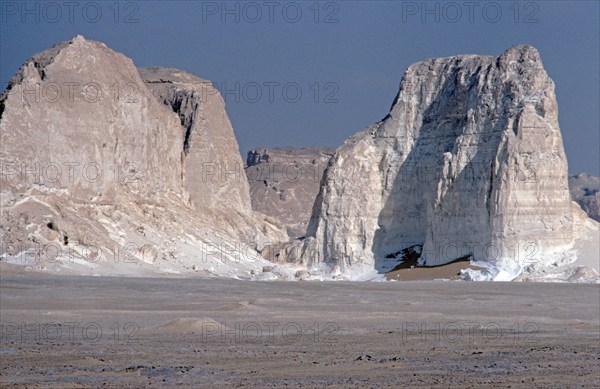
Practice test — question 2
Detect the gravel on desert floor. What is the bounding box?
[1,270,599,388]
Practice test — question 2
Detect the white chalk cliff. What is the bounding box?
[276,45,594,280]
[0,36,286,277]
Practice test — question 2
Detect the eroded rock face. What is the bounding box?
[245,147,334,238]
[569,173,600,222]
[0,36,285,276]
[278,45,574,274]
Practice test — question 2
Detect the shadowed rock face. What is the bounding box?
[569,173,600,222]
[275,45,574,274]
[0,36,285,275]
[139,68,251,214]
[245,147,334,238]
[138,68,288,248]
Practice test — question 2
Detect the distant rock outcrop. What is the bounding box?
[274,45,578,278]
[569,173,600,222]
[245,147,334,238]
[0,36,285,276]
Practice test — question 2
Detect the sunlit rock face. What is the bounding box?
[0,36,285,276]
[0,35,185,203]
[139,67,251,214]
[278,45,574,274]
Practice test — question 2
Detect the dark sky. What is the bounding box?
[1,1,598,175]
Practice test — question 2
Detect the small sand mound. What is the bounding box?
[215,300,254,311]
[148,318,229,334]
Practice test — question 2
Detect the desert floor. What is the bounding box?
[1,267,599,388]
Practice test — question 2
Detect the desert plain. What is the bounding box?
[1,264,598,388]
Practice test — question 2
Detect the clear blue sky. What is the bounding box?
[1,0,598,175]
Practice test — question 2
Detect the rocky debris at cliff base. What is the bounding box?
[0,193,276,279]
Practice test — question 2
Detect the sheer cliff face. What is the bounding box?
[302,45,573,271]
[138,68,287,247]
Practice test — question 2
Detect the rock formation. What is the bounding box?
[275,45,576,277]
[139,68,250,213]
[0,36,285,276]
[1,35,183,203]
[138,68,287,247]
[248,148,600,240]
[1,37,594,281]
[569,173,600,222]
[245,147,334,238]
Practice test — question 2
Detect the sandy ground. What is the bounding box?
[385,256,482,281]
[1,269,599,388]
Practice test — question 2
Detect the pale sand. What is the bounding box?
[1,268,599,387]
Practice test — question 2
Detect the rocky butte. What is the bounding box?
[272,45,598,281]
[0,35,286,277]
